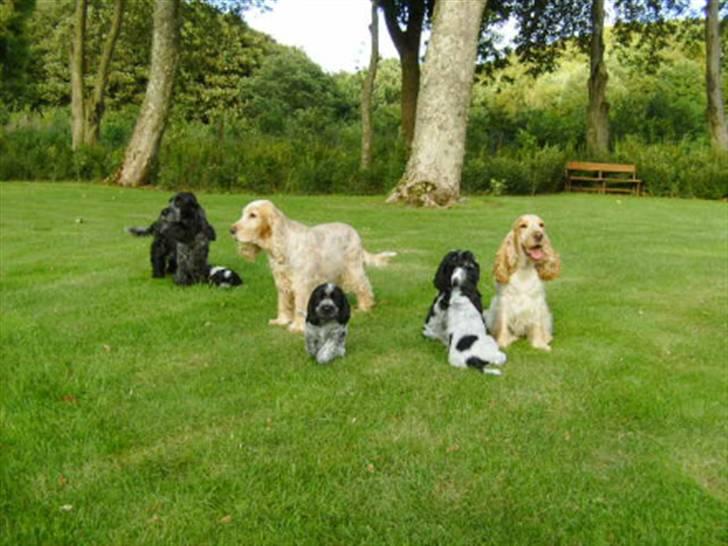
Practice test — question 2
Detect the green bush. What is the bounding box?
[1,109,725,200]
[614,137,728,199]
[463,134,571,195]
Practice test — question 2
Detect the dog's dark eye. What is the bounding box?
[539,223,545,228]
[519,223,527,229]
[249,212,257,219]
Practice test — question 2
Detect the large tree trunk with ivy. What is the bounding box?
[380,0,425,151]
[84,0,126,146]
[586,0,609,157]
[386,0,488,207]
[112,0,180,187]
[360,0,379,170]
[69,0,87,151]
[705,0,728,152]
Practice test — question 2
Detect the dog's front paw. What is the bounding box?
[287,321,305,334]
[269,317,291,327]
[495,333,516,349]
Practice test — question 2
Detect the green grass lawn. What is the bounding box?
[1,182,726,545]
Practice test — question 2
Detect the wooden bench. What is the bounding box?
[564,161,642,196]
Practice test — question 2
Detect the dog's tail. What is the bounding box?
[125,225,153,237]
[363,250,397,268]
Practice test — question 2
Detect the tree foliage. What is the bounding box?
[239,47,353,133]
[0,0,36,112]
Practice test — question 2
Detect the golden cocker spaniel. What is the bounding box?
[485,214,560,351]
[230,200,396,333]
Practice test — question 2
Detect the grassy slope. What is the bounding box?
[1,182,726,545]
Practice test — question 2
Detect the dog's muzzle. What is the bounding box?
[317,301,337,319]
[451,267,467,287]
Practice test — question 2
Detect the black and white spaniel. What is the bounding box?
[423,250,484,344]
[304,283,350,364]
[424,250,505,374]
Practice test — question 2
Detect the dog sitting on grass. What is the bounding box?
[126,204,181,278]
[127,192,241,287]
[304,283,350,364]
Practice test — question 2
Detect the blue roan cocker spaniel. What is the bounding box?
[127,192,241,287]
[304,283,351,364]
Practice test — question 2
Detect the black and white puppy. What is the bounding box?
[424,250,484,345]
[304,283,350,364]
[127,192,217,285]
[208,266,243,288]
[447,263,506,375]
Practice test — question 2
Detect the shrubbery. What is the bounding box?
[614,138,728,199]
[1,108,725,199]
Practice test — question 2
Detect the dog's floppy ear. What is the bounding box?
[535,232,560,281]
[493,230,519,284]
[434,251,458,291]
[462,250,481,285]
[196,207,216,241]
[335,288,351,324]
[306,285,324,325]
[254,201,281,245]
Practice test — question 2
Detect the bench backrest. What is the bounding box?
[566,161,636,174]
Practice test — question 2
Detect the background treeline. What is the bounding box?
[1,0,726,198]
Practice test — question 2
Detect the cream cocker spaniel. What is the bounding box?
[485,214,560,351]
[230,200,396,333]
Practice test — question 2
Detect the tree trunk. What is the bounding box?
[586,0,609,157]
[69,0,87,151]
[400,48,420,150]
[380,0,424,151]
[386,0,488,207]
[84,0,126,146]
[360,0,379,171]
[112,0,180,187]
[705,0,728,152]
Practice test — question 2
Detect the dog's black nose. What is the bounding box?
[229,226,236,235]
[320,304,335,315]
[534,232,543,241]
